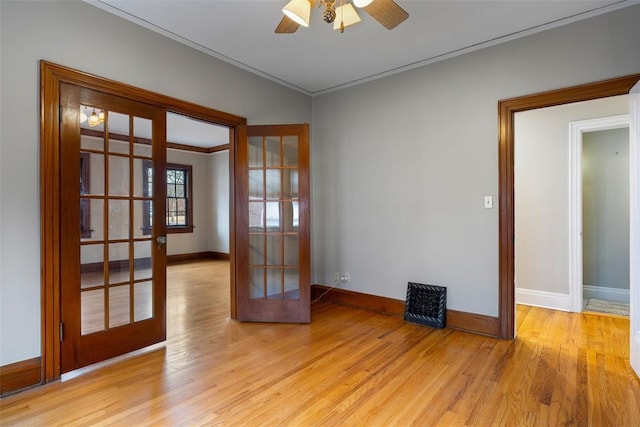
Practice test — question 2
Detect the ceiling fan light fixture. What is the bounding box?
[275,0,408,34]
[322,5,336,23]
[353,0,374,7]
[333,3,361,30]
[282,0,311,27]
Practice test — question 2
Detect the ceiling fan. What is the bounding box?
[276,0,409,34]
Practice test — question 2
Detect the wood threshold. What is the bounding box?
[497,73,640,340]
[311,285,499,338]
[0,357,42,397]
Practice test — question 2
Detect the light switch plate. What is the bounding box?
[484,196,493,209]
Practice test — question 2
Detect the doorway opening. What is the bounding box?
[497,73,640,339]
[570,115,630,316]
[164,112,231,264]
[512,98,630,316]
[41,60,246,381]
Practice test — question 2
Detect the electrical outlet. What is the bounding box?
[341,273,350,282]
[334,271,340,282]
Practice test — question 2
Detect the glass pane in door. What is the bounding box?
[248,137,263,167]
[265,137,280,167]
[108,111,130,154]
[80,152,104,196]
[250,269,265,299]
[249,234,264,265]
[133,116,152,156]
[266,235,282,266]
[109,285,130,328]
[108,155,129,196]
[284,235,299,265]
[245,133,301,302]
[284,269,300,299]
[81,289,105,335]
[134,281,153,321]
[80,244,104,289]
[249,170,264,198]
[108,242,129,284]
[78,107,156,336]
[132,113,154,322]
[265,170,281,199]
[267,269,282,299]
[283,136,298,166]
[133,240,152,281]
[108,200,129,240]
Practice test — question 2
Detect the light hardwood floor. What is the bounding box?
[1,260,639,425]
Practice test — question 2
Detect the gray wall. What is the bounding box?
[311,6,640,316]
[210,151,230,254]
[583,128,630,290]
[2,0,640,366]
[0,0,310,366]
[165,148,230,256]
[165,149,214,257]
[514,97,628,297]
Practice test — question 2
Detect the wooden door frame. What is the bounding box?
[40,61,246,382]
[497,73,640,339]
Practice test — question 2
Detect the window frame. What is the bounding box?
[142,161,194,235]
[165,163,194,233]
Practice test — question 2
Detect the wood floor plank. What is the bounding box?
[1,260,640,425]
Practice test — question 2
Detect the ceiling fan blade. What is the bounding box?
[363,0,409,30]
[275,15,300,34]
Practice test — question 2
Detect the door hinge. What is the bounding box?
[59,322,64,342]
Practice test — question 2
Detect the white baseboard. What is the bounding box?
[516,288,572,312]
[583,285,630,303]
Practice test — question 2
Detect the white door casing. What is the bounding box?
[568,115,630,313]
[630,81,640,378]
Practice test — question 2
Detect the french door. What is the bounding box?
[59,83,167,373]
[236,124,311,322]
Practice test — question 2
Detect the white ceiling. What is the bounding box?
[166,113,229,148]
[84,0,638,147]
[88,0,638,96]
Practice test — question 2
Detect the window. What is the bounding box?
[166,164,193,232]
[142,162,194,234]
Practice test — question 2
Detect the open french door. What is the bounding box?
[630,81,640,378]
[59,83,167,373]
[235,124,311,322]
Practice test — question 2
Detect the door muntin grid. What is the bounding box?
[248,135,300,300]
[79,105,154,335]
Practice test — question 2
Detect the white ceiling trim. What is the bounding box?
[311,0,638,96]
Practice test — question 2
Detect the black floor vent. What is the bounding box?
[404,282,446,329]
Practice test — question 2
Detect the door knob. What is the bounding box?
[156,235,167,248]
